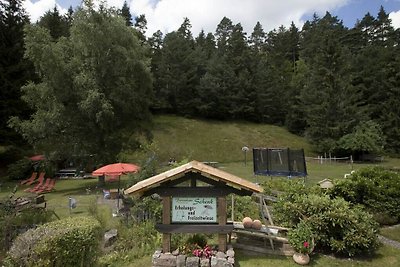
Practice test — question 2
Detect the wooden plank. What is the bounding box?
[233,229,289,243]
[155,224,234,234]
[233,243,294,256]
[144,187,245,197]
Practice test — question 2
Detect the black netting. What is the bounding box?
[253,148,307,177]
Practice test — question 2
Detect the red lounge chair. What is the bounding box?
[24,172,45,191]
[37,179,56,193]
[20,172,37,185]
[31,178,51,193]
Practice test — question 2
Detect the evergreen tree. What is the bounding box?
[120,1,132,26]
[134,14,147,43]
[38,6,71,39]
[0,0,33,145]
[299,13,361,152]
[156,18,199,115]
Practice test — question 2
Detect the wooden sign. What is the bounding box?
[172,197,217,223]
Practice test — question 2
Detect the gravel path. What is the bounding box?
[378,235,400,249]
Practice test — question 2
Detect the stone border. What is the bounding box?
[152,247,235,267]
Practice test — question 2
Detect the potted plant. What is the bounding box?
[288,220,315,265]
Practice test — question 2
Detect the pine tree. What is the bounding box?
[120,1,132,26]
[38,6,71,39]
[299,13,361,152]
[0,0,33,145]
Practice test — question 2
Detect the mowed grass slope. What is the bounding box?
[131,115,313,163]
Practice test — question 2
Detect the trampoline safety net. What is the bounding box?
[253,148,307,177]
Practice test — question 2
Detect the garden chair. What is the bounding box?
[24,172,45,191]
[37,179,56,194]
[20,172,37,185]
[31,178,51,193]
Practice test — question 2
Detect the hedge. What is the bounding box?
[6,216,101,267]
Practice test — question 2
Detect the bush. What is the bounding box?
[6,216,101,267]
[98,221,161,267]
[0,193,54,252]
[6,158,32,181]
[274,190,379,256]
[329,167,400,224]
[227,195,260,221]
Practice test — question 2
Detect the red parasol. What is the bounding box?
[92,163,140,176]
[92,163,140,212]
[29,154,45,161]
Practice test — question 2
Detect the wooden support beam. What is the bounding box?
[162,197,171,253]
[218,196,227,252]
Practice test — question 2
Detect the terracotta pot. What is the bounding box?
[242,217,253,228]
[292,252,310,265]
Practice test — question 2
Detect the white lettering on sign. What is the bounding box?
[172,197,217,223]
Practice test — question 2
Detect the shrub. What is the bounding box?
[329,167,400,224]
[227,195,260,221]
[98,221,161,267]
[6,216,101,267]
[0,193,54,252]
[6,158,32,181]
[274,191,379,256]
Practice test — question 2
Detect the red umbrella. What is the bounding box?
[92,163,140,176]
[92,163,140,212]
[29,154,45,161]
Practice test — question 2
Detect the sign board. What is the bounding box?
[172,197,217,223]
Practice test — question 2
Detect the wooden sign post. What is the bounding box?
[124,161,263,253]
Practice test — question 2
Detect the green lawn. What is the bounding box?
[119,245,400,267]
[2,162,400,266]
[235,245,400,267]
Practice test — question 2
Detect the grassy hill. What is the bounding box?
[126,115,313,163]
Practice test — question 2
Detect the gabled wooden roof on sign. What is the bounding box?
[124,160,263,197]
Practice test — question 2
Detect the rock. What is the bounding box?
[211,256,218,267]
[200,258,211,267]
[215,258,227,267]
[103,229,118,247]
[227,256,235,264]
[252,219,262,230]
[186,256,200,267]
[242,217,253,228]
[226,248,235,258]
[152,250,162,260]
[172,248,180,256]
[216,251,226,259]
[176,255,186,267]
[152,253,176,267]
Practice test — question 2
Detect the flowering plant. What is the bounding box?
[288,220,315,254]
[193,245,212,258]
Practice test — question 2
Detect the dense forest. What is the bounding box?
[1,0,399,165]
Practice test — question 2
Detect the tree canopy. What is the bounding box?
[9,1,153,164]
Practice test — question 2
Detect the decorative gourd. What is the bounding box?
[252,219,262,230]
[242,217,253,228]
